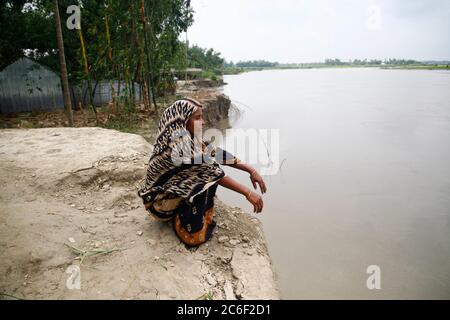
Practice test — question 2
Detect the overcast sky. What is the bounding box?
[186,0,450,63]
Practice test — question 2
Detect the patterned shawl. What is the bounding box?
[137,98,225,204]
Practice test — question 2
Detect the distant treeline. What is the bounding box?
[186,45,224,71]
[278,58,441,67]
[324,58,419,66]
[224,60,279,68]
[222,58,449,72]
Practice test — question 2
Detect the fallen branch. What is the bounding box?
[71,165,95,173]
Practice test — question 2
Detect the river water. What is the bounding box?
[215,68,450,299]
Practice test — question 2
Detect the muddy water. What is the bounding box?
[215,68,450,299]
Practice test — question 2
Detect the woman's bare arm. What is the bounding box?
[226,162,267,194]
[227,162,253,174]
[217,176,263,213]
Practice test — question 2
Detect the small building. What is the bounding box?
[0,57,64,113]
[172,68,203,81]
[71,80,142,108]
[0,58,143,113]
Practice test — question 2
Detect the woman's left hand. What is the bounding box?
[250,170,267,194]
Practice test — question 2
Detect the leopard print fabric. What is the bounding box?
[137,98,225,204]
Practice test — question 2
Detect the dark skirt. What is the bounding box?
[144,183,218,247]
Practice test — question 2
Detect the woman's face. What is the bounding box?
[186,107,204,136]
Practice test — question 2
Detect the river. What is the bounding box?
[216,68,450,299]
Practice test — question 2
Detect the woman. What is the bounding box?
[137,98,266,247]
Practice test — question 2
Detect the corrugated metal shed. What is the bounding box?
[0,58,64,113]
[72,80,142,108]
[0,58,143,113]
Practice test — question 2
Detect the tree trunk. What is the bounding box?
[140,0,158,116]
[105,10,116,112]
[54,0,73,126]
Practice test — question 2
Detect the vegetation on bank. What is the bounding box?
[222,58,450,74]
[0,1,226,116]
[1,0,196,118]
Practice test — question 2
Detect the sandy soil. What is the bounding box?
[0,127,279,300]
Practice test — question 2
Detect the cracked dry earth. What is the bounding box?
[0,127,279,300]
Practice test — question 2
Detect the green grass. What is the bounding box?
[103,112,141,133]
[65,243,123,266]
[198,70,219,81]
[196,292,214,300]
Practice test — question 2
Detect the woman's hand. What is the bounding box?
[217,175,265,214]
[246,191,264,213]
[250,170,267,194]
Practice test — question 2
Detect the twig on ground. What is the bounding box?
[71,166,95,173]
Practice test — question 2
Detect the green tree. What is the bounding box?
[0,0,194,115]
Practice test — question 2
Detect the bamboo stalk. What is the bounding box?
[140,0,158,116]
[105,10,116,113]
[53,0,73,126]
[77,28,98,121]
[136,2,150,110]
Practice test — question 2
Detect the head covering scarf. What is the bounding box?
[137,98,225,204]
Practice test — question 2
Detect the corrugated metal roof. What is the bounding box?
[0,58,64,113]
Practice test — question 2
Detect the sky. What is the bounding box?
[186,0,450,63]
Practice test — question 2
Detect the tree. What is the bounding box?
[1,0,194,116]
[53,0,73,126]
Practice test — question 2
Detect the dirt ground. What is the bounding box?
[0,127,279,300]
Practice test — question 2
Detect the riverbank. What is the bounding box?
[0,127,280,300]
[223,64,450,74]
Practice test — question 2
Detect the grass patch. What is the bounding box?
[103,112,141,133]
[65,243,124,265]
[196,292,214,300]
